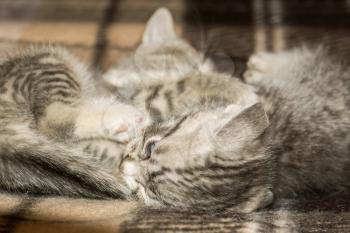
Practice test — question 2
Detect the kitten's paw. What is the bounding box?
[243,53,272,84]
[104,69,143,89]
[243,69,264,84]
[75,98,148,144]
[247,53,272,73]
[107,115,146,143]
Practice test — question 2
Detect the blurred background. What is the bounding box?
[0,0,349,76]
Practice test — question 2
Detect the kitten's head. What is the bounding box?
[104,8,214,90]
[120,103,276,213]
[134,7,214,74]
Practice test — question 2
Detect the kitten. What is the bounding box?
[104,8,258,122]
[0,45,144,198]
[114,8,350,213]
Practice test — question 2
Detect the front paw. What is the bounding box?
[243,53,272,84]
[75,98,147,144]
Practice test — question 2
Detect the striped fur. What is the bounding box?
[109,9,350,214]
[104,9,258,123]
[0,45,145,198]
[106,9,273,213]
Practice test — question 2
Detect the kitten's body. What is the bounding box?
[0,46,143,198]
[109,71,258,122]
[245,49,350,198]
[113,9,350,213]
[104,11,258,122]
[1,7,349,215]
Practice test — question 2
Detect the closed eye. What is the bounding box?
[141,140,157,160]
[139,113,190,160]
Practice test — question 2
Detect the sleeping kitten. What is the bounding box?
[0,45,145,198]
[104,9,258,122]
[113,8,350,213]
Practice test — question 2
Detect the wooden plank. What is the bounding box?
[0,0,109,22]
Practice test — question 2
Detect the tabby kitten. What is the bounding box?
[104,9,258,122]
[111,9,350,213]
[0,45,144,198]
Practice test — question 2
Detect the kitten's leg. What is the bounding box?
[72,98,148,173]
[0,123,130,198]
[77,138,125,173]
[74,97,147,143]
[37,86,145,144]
[37,102,79,139]
[27,48,144,175]
[243,48,316,86]
[39,98,143,175]
[37,101,129,175]
[36,88,144,144]
[244,53,274,84]
[243,52,291,85]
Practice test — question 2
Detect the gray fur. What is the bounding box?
[114,9,350,213]
[0,45,131,198]
[245,48,350,198]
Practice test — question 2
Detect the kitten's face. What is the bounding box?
[120,103,276,213]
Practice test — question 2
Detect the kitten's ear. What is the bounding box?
[142,8,177,44]
[216,103,269,142]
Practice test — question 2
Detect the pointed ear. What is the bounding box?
[142,8,177,44]
[216,103,269,142]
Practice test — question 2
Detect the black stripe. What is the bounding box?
[12,68,79,100]
[19,73,35,96]
[7,64,68,81]
[163,114,191,139]
[148,167,171,181]
[49,89,76,99]
[141,113,191,148]
[46,78,79,91]
[73,136,124,145]
[145,86,161,110]
[47,98,75,105]
[187,157,272,174]
[176,80,186,94]
[92,0,119,69]
[149,107,163,122]
[40,70,80,90]
[38,83,75,92]
[164,91,174,112]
